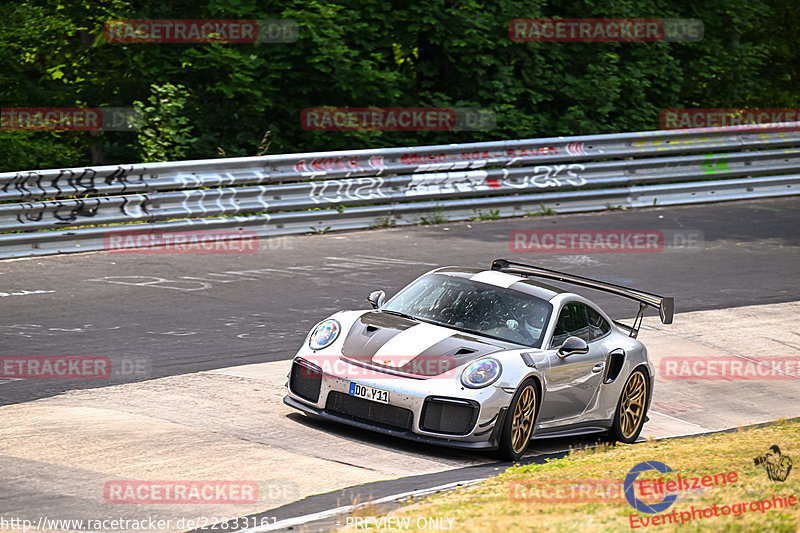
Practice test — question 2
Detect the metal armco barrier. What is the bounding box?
[1,122,799,258]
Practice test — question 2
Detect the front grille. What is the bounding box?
[289,359,322,403]
[420,397,479,435]
[325,391,413,431]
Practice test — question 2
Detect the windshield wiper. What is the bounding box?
[381,310,443,328]
[381,309,418,321]
[441,323,484,337]
[427,319,528,346]
[416,319,483,338]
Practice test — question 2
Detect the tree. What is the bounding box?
[0,0,795,173]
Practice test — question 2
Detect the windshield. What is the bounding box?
[383,273,553,347]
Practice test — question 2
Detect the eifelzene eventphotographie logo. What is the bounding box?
[754,445,793,482]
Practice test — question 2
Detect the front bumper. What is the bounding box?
[284,395,504,450]
[284,356,512,450]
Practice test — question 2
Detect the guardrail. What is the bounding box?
[1,122,799,258]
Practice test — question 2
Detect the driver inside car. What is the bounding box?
[521,303,548,344]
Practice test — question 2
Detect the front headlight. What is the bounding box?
[309,319,340,350]
[461,358,502,388]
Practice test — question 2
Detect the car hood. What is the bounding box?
[340,311,521,376]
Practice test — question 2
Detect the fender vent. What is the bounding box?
[605,350,626,383]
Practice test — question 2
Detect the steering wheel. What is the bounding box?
[478,319,494,331]
[485,326,528,345]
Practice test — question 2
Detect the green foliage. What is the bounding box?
[132,83,195,162]
[526,204,555,216]
[420,205,448,225]
[472,208,501,221]
[0,131,85,172]
[0,0,798,171]
[371,215,397,228]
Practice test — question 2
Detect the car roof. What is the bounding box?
[431,267,567,301]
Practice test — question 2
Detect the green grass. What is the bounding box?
[337,420,800,532]
[471,208,501,221]
[420,205,448,225]
[525,204,555,217]
[371,215,397,228]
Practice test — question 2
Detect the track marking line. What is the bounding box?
[649,410,704,427]
[235,478,486,532]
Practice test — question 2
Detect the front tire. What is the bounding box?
[497,378,539,461]
[608,368,649,443]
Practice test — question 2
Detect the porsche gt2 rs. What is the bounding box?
[284,259,673,460]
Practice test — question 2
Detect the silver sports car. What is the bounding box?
[284,259,673,460]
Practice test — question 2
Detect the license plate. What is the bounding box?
[349,382,389,404]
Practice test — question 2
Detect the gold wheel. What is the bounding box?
[619,371,647,440]
[511,384,537,454]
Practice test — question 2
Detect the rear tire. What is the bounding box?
[608,368,649,443]
[497,378,539,461]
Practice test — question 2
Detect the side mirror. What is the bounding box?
[368,290,386,309]
[557,336,589,358]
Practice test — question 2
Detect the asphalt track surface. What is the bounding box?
[2,196,800,531]
[3,196,799,407]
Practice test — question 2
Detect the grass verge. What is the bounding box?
[336,420,799,532]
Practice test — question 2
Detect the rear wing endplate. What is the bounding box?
[490,259,674,338]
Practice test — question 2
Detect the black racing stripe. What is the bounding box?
[341,311,416,361]
[409,335,507,375]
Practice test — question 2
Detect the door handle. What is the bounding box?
[592,363,604,373]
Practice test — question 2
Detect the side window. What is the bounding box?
[551,303,609,347]
[551,303,589,347]
[587,306,611,340]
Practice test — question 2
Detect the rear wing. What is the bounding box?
[490,259,673,338]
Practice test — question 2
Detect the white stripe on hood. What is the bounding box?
[372,322,454,365]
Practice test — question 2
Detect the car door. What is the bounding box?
[537,302,608,425]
